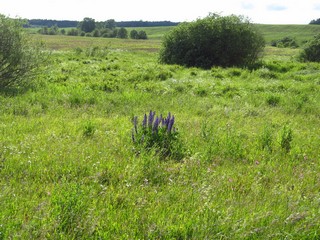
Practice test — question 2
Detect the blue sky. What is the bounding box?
[1,0,319,24]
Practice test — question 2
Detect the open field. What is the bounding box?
[256,24,320,45]
[33,23,320,44]
[0,26,320,238]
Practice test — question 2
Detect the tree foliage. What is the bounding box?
[159,14,265,68]
[79,18,96,33]
[271,36,299,48]
[299,34,320,62]
[117,27,128,39]
[309,18,320,24]
[0,15,44,89]
[130,30,148,39]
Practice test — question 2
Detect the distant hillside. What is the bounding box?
[255,24,320,45]
[27,19,179,28]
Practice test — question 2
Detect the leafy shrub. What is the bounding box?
[67,28,79,36]
[130,30,148,39]
[132,111,184,160]
[0,15,44,88]
[159,14,265,68]
[299,34,320,62]
[271,36,299,48]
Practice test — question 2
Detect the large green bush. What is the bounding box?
[299,34,320,62]
[159,14,265,68]
[0,15,43,88]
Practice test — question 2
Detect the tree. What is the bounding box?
[310,18,320,24]
[117,27,128,39]
[0,15,44,88]
[79,17,96,33]
[299,34,320,62]
[138,30,147,39]
[159,14,265,68]
[105,19,116,29]
[130,29,139,39]
[92,29,100,37]
[130,30,148,39]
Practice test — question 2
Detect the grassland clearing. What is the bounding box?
[0,25,319,239]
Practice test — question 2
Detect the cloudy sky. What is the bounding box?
[1,0,320,24]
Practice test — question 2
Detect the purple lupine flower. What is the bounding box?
[167,115,175,133]
[161,116,166,127]
[148,110,155,128]
[131,129,136,143]
[142,114,147,128]
[164,112,171,129]
[153,117,160,134]
[133,116,138,134]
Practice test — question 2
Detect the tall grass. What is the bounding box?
[0,34,319,238]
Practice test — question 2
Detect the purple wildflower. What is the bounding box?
[142,114,147,128]
[167,115,175,133]
[153,117,160,134]
[148,110,155,128]
[164,112,171,129]
[131,129,136,143]
[133,116,138,134]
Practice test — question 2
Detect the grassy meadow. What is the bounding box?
[0,25,320,239]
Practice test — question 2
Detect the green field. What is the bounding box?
[1,25,320,239]
[256,24,320,45]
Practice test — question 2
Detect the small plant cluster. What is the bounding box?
[271,36,299,48]
[132,111,184,160]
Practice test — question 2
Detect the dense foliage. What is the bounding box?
[27,19,178,28]
[309,18,320,24]
[38,18,148,40]
[299,33,320,62]
[271,36,299,48]
[79,17,96,33]
[159,14,265,68]
[27,19,78,28]
[0,15,43,88]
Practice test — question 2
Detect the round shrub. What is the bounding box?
[271,36,299,48]
[0,15,43,88]
[299,34,320,62]
[159,14,265,69]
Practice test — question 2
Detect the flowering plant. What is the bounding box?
[132,111,184,160]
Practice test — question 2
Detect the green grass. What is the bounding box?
[0,31,319,239]
[256,24,320,45]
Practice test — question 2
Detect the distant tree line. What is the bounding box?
[116,21,179,27]
[309,18,320,24]
[26,19,78,28]
[37,17,148,39]
[27,19,179,28]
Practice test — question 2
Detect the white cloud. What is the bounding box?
[241,2,255,10]
[267,4,287,11]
